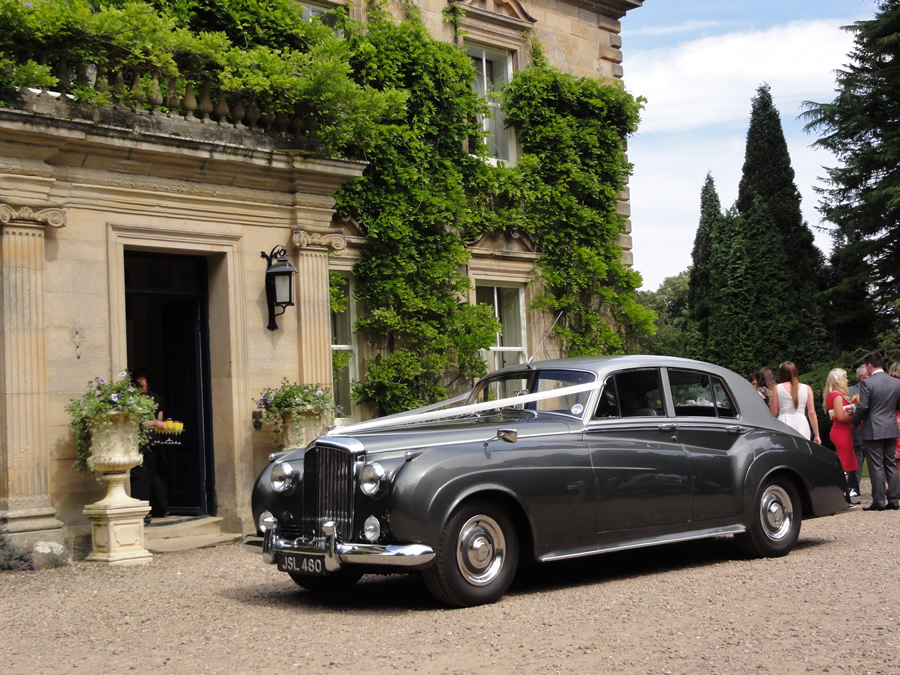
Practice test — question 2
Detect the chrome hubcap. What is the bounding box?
[760,485,793,541]
[456,515,505,586]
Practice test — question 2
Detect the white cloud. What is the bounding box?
[626,19,857,134]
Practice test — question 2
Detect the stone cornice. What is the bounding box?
[559,0,642,18]
[0,201,66,228]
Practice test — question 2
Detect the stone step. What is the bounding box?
[145,532,242,554]
[144,515,239,552]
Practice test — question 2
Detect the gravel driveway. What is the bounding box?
[3,479,898,674]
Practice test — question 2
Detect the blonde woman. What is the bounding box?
[823,368,860,497]
[777,361,821,444]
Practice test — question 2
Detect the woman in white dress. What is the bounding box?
[776,361,821,444]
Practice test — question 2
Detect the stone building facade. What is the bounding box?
[0,0,643,561]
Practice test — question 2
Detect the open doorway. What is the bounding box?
[124,251,215,516]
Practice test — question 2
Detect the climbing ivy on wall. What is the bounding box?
[334,11,653,414]
[497,50,655,354]
[334,6,501,414]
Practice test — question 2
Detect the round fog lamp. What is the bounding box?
[363,515,381,542]
[271,461,295,493]
[258,510,276,532]
[359,462,386,497]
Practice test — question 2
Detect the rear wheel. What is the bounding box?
[423,500,519,607]
[288,568,363,593]
[735,477,802,557]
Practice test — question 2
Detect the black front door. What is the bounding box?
[125,252,214,516]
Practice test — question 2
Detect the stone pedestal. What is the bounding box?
[83,413,152,565]
[83,494,152,566]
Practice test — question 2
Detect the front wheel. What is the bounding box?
[735,477,802,558]
[423,500,519,607]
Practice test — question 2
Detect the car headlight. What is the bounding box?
[359,462,386,498]
[271,461,295,493]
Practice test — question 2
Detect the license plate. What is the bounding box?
[277,553,327,576]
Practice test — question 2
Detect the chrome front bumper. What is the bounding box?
[243,521,435,573]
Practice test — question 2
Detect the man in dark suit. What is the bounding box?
[852,351,900,511]
[848,365,869,498]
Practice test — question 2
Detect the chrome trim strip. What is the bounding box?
[539,525,746,562]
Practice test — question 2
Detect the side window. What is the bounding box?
[669,369,738,419]
[595,376,620,418]
[615,369,664,418]
[670,369,716,418]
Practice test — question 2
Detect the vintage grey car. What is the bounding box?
[244,356,854,606]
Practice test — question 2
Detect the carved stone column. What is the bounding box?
[0,202,68,562]
[292,229,347,386]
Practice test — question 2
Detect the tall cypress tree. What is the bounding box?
[802,0,900,340]
[686,173,722,361]
[705,198,792,374]
[735,84,828,371]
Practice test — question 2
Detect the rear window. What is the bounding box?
[668,369,738,419]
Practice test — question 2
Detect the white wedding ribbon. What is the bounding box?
[327,380,600,436]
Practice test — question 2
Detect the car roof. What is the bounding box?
[486,355,789,431]
[493,355,739,380]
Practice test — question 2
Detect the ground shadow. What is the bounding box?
[222,534,831,612]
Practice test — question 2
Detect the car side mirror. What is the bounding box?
[484,428,518,451]
[498,429,517,443]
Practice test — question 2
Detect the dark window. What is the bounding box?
[595,376,619,417]
[600,369,664,418]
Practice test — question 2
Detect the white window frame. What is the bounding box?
[467,44,517,165]
[476,282,526,373]
[331,273,359,422]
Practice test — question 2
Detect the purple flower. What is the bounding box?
[111,393,121,401]
[98,378,105,385]
[295,398,302,404]
[128,387,135,393]
[118,371,127,377]
[315,390,324,397]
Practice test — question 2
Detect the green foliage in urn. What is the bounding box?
[254,378,338,443]
[65,371,159,471]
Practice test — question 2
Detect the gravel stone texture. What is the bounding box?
[2,479,898,674]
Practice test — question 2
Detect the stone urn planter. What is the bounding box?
[280,408,329,450]
[81,412,153,565]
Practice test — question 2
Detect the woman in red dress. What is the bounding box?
[824,368,859,498]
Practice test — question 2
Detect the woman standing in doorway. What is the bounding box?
[777,361,821,444]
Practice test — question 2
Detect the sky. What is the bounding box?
[620,0,879,291]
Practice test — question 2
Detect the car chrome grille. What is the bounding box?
[302,444,354,539]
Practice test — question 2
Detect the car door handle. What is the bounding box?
[726,425,748,434]
[657,423,678,432]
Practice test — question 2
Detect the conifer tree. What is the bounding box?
[686,173,721,360]
[802,0,900,339]
[734,84,828,371]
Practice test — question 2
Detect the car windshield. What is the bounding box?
[468,369,597,417]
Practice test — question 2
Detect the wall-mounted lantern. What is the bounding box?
[261,245,297,331]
